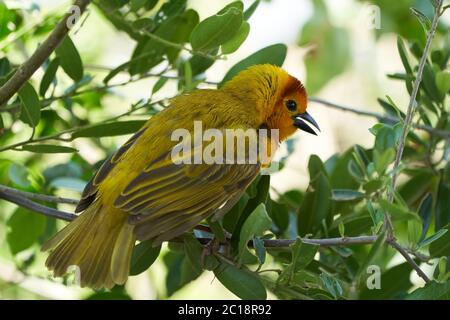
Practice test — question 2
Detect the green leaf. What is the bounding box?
[39,58,59,97]
[348,159,365,182]
[367,200,384,230]
[267,200,289,233]
[408,219,422,248]
[7,208,46,255]
[237,203,272,263]
[130,0,148,11]
[378,199,421,222]
[243,0,260,20]
[373,148,395,174]
[190,7,243,51]
[221,43,287,85]
[221,21,250,54]
[436,71,450,95]
[164,251,202,297]
[71,120,146,139]
[130,240,161,275]
[397,36,413,75]
[18,82,41,128]
[298,172,332,236]
[253,236,266,265]
[418,193,433,242]
[435,179,450,230]
[410,8,431,31]
[374,124,402,152]
[55,35,83,82]
[290,238,318,273]
[8,163,31,188]
[132,17,154,30]
[103,61,129,84]
[217,1,244,14]
[130,9,199,74]
[407,281,450,300]
[332,189,365,201]
[418,229,448,249]
[319,273,343,299]
[183,234,203,273]
[230,175,270,248]
[214,261,266,300]
[151,77,169,95]
[430,225,450,258]
[21,144,78,154]
[422,63,444,102]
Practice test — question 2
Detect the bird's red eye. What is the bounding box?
[285,99,297,111]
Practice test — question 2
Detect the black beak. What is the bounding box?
[292,112,320,135]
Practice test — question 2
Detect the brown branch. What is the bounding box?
[0,185,434,283]
[195,236,378,247]
[386,239,431,283]
[0,0,91,106]
[0,191,76,221]
[0,185,78,205]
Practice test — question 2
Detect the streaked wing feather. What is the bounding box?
[75,126,146,213]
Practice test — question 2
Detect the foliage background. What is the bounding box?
[0,0,449,299]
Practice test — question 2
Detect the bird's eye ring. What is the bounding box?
[285,99,297,111]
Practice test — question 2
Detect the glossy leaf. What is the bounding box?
[39,58,59,97]
[71,120,146,138]
[130,240,161,275]
[18,82,41,128]
[55,35,83,82]
[221,21,250,54]
[7,208,46,254]
[214,261,267,300]
[237,203,272,263]
[190,7,243,51]
[21,144,78,154]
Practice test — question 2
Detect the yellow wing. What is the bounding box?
[113,146,260,244]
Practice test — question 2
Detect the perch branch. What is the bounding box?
[0,186,433,274]
[0,190,76,221]
[0,185,78,205]
[0,0,92,106]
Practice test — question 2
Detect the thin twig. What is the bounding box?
[386,239,431,283]
[0,185,78,205]
[140,30,223,61]
[0,0,92,106]
[0,191,76,221]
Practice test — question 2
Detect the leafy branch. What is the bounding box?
[385,1,444,237]
[0,184,433,273]
[379,0,445,284]
[0,0,92,106]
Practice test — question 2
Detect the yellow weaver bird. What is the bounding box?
[43,64,319,289]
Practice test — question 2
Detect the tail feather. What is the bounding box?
[43,201,135,289]
[111,223,136,285]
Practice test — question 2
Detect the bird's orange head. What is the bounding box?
[222,64,319,141]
